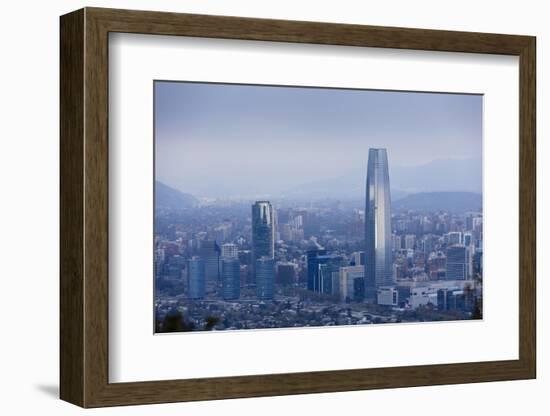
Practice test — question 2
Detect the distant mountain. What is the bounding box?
[391,158,482,194]
[155,181,198,209]
[282,157,481,201]
[392,192,482,212]
[282,173,408,201]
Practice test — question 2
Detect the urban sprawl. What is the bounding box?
[155,149,483,332]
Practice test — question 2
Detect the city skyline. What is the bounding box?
[154,82,483,333]
[155,81,482,199]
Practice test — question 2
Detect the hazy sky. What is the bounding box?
[155,81,482,198]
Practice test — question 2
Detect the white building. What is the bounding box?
[221,243,238,259]
[339,266,363,303]
[377,287,399,306]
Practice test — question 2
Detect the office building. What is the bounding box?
[339,265,364,302]
[256,257,275,300]
[221,243,239,259]
[221,257,240,300]
[306,247,326,291]
[252,201,274,259]
[198,240,220,287]
[365,148,393,300]
[377,287,399,306]
[316,257,343,295]
[447,231,462,245]
[446,245,468,280]
[308,252,343,294]
[252,201,275,284]
[188,257,205,299]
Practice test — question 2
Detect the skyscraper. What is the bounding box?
[252,201,274,258]
[198,240,220,287]
[306,247,326,291]
[188,257,205,299]
[446,244,468,280]
[221,257,240,300]
[314,255,343,295]
[365,148,393,300]
[251,201,275,283]
[255,257,275,300]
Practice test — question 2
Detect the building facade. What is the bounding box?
[221,243,239,259]
[198,240,220,287]
[221,257,240,300]
[446,244,468,280]
[365,148,394,300]
[251,201,275,284]
[188,257,205,299]
[339,265,364,302]
[255,257,275,300]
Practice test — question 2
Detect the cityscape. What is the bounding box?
[154,82,483,333]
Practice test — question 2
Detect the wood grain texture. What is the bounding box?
[518,38,536,376]
[59,8,84,407]
[59,7,537,408]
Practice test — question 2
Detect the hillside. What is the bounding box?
[155,181,199,210]
[392,192,482,212]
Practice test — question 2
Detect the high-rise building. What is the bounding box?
[306,246,326,291]
[446,245,467,280]
[307,248,343,294]
[251,201,275,282]
[198,240,220,287]
[188,257,205,299]
[365,148,393,300]
[256,257,275,300]
[339,265,364,302]
[350,251,365,266]
[221,257,240,300]
[221,243,239,259]
[447,231,462,245]
[316,256,343,295]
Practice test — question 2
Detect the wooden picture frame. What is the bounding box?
[60,7,536,408]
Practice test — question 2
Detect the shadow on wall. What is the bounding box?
[35,384,58,399]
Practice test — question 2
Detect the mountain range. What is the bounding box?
[392,192,482,212]
[155,181,198,209]
[282,157,482,201]
[156,179,482,213]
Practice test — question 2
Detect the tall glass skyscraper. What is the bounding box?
[198,240,220,287]
[446,245,468,280]
[365,148,393,300]
[252,201,274,258]
[188,257,205,299]
[221,257,241,300]
[251,201,274,269]
[255,257,275,300]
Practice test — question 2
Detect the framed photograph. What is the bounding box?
[60,7,536,408]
